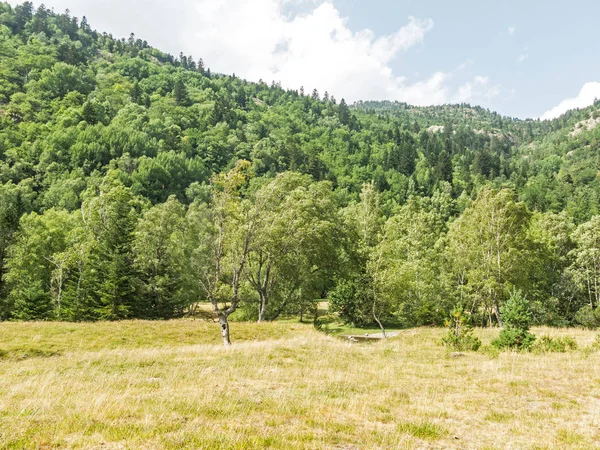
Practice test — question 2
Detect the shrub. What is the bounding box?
[492,290,536,350]
[441,307,481,351]
[480,345,501,359]
[574,305,600,329]
[493,327,536,350]
[328,276,374,327]
[531,335,578,353]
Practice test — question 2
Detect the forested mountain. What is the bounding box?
[2,2,600,337]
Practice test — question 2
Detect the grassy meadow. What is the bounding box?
[1,320,600,449]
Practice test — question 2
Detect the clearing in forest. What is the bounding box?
[1,321,599,449]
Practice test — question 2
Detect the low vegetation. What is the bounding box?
[1,321,600,449]
[492,290,537,350]
[440,307,481,351]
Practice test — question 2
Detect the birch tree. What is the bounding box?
[570,216,600,310]
[373,199,446,326]
[247,172,339,322]
[445,188,532,326]
[330,182,386,328]
[188,161,257,345]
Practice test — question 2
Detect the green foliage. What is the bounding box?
[0,3,600,327]
[493,328,536,351]
[328,275,374,327]
[500,290,534,330]
[4,209,76,320]
[570,217,600,314]
[492,290,536,350]
[446,188,533,326]
[574,305,600,329]
[132,196,190,319]
[530,335,578,353]
[247,172,341,321]
[441,307,481,351]
[374,198,447,326]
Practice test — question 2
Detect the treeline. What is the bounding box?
[3,167,600,336]
[2,3,600,334]
[0,166,338,325]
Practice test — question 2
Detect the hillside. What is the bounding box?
[2,2,600,331]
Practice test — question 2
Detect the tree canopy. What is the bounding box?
[2,2,600,338]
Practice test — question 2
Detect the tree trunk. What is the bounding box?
[218,313,231,346]
[258,291,267,322]
[372,296,386,338]
[494,303,503,327]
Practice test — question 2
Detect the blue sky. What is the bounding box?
[9,0,600,119]
[334,0,600,119]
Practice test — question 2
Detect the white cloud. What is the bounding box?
[453,75,500,104]
[541,82,600,120]
[517,54,528,63]
[508,26,516,36]
[189,0,439,103]
[456,59,473,71]
[9,0,500,106]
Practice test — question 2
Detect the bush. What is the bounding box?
[441,307,481,351]
[329,276,377,327]
[492,290,536,350]
[480,345,501,359]
[531,335,578,353]
[574,305,600,329]
[493,328,536,350]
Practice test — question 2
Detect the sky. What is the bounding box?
[8,0,600,119]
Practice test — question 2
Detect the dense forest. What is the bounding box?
[2,2,600,341]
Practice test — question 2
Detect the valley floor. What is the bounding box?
[1,321,599,449]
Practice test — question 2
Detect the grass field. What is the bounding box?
[1,320,600,449]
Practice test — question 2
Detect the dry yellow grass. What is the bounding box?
[1,321,600,449]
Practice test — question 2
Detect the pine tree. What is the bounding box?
[173,79,187,106]
[338,98,350,125]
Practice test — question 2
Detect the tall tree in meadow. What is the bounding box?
[247,172,340,322]
[529,212,578,323]
[187,161,258,345]
[445,188,533,326]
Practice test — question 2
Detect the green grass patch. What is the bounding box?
[397,421,448,440]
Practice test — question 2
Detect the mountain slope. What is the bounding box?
[2,1,600,326]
